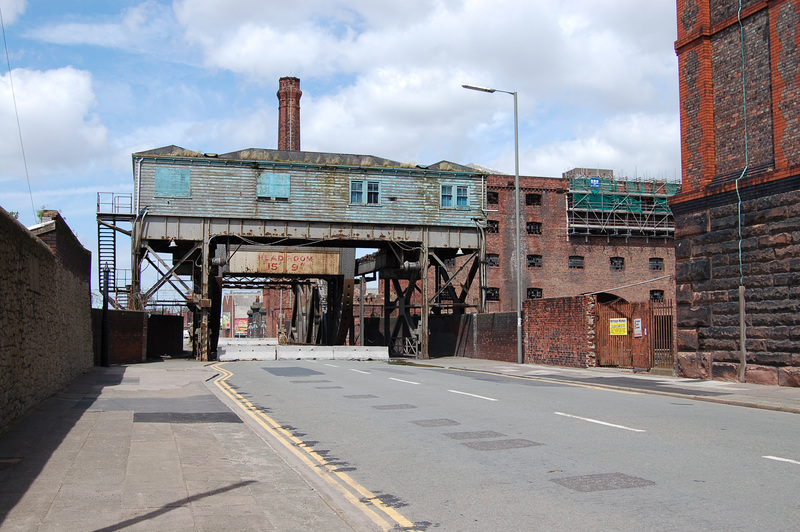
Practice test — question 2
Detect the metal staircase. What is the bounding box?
[96,193,134,309]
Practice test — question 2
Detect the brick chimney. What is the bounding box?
[277,77,301,151]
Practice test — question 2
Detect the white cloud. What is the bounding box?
[26,1,177,54]
[524,113,682,180]
[0,0,26,25]
[0,67,109,181]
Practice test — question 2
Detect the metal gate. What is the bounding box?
[596,299,674,370]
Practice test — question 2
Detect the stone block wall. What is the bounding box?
[0,208,93,432]
[673,187,800,386]
[524,296,596,368]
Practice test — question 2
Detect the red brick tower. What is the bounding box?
[672,0,800,386]
[277,77,302,151]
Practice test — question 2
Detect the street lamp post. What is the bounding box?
[462,84,523,365]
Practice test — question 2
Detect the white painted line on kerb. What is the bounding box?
[350,369,370,375]
[763,455,800,466]
[448,390,499,402]
[389,378,420,385]
[555,412,646,433]
[325,363,339,368]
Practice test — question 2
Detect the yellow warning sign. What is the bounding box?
[609,318,628,336]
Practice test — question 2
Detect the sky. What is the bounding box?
[0,0,681,296]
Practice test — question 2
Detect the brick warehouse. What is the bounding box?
[484,169,678,311]
[672,0,800,386]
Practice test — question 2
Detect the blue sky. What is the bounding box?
[0,0,680,296]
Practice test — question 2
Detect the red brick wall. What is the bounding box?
[524,295,596,368]
[92,309,147,365]
[485,175,675,311]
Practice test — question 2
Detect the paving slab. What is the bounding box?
[0,359,361,531]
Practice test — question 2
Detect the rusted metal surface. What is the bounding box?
[596,299,675,370]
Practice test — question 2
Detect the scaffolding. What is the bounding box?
[567,177,679,238]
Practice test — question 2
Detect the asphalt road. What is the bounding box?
[213,359,800,531]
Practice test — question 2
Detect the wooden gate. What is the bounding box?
[596,299,674,370]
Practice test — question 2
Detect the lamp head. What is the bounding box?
[462,84,496,93]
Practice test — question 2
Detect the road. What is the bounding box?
[211,359,800,531]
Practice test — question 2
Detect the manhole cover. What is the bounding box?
[551,472,655,492]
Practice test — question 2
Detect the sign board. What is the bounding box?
[633,318,643,338]
[228,250,341,275]
[235,318,248,336]
[589,177,601,189]
[609,317,628,336]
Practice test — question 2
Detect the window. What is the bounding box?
[610,256,625,271]
[487,191,499,205]
[351,180,380,204]
[485,287,500,301]
[441,185,453,207]
[527,254,542,268]
[257,172,291,200]
[443,257,456,267]
[526,222,542,235]
[486,253,499,267]
[442,185,468,207]
[456,186,468,207]
[350,181,363,203]
[650,257,664,271]
[486,220,499,233]
[367,181,380,204]
[526,193,541,206]
[650,289,665,302]
[527,287,543,300]
[569,255,584,269]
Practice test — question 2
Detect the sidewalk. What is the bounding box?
[0,359,361,532]
[408,357,800,414]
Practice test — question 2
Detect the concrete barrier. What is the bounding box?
[216,338,388,361]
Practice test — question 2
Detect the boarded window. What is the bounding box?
[527,287,543,299]
[257,172,291,199]
[486,220,499,233]
[486,253,499,267]
[610,256,625,271]
[526,222,542,235]
[527,254,542,268]
[649,257,664,271]
[155,168,191,197]
[485,287,500,301]
[569,255,584,269]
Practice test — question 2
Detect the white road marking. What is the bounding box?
[389,378,420,385]
[325,363,339,368]
[763,455,800,466]
[350,369,371,375]
[448,390,499,402]
[555,412,646,433]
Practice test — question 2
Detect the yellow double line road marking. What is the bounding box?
[211,363,419,531]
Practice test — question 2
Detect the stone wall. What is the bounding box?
[674,186,800,386]
[0,208,93,432]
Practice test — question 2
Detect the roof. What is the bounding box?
[133,146,482,173]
